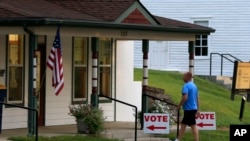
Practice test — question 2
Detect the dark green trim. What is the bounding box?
[71,36,74,104]
[142,39,149,53]
[98,99,112,103]
[72,100,88,105]
[188,41,194,53]
[23,25,36,135]
[113,39,117,121]
[0,18,215,34]
[91,37,99,52]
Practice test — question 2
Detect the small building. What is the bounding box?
[0,0,214,130]
[135,0,250,76]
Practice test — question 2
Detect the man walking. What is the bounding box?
[175,72,200,141]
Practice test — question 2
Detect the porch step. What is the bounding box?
[198,75,232,90]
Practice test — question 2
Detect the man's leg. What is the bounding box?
[177,124,186,140]
[190,124,199,141]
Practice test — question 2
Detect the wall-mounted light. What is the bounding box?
[0,69,5,77]
[9,34,18,41]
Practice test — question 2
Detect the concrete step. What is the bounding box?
[216,76,232,81]
[198,75,233,90]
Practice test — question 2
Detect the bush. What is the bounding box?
[69,104,105,134]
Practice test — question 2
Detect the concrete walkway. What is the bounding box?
[0,122,174,141]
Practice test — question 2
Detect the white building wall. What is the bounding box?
[116,40,141,121]
[135,0,250,76]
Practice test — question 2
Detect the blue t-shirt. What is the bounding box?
[182,81,198,110]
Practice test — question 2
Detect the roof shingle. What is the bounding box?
[0,0,215,33]
[46,0,135,21]
[0,0,103,21]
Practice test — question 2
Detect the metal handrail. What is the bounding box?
[0,102,38,141]
[144,94,180,138]
[210,53,242,76]
[98,94,138,141]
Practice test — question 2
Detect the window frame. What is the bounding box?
[98,38,113,103]
[194,34,208,57]
[6,34,25,105]
[72,37,89,104]
[192,19,210,59]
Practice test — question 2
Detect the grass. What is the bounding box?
[166,130,229,141]
[8,135,121,141]
[134,68,250,141]
[134,68,250,127]
[8,69,250,141]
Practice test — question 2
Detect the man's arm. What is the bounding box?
[197,95,200,111]
[177,94,188,109]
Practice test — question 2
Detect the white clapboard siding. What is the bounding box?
[135,0,250,76]
[2,108,28,129]
[134,41,143,68]
[99,103,114,121]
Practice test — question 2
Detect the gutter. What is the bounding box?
[0,18,215,34]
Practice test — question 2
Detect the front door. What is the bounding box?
[36,36,46,126]
[149,41,169,70]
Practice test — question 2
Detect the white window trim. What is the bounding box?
[191,18,211,60]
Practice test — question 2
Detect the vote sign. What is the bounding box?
[196,112,216,130]
[143,113,169,134]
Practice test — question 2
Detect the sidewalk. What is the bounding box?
[0,122,175,141]
[0,122,136,140]
[0,124,78,141]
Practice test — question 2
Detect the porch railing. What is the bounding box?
[143,94,180,138]
[0,102,38,141]
[209,53,242,76]
[98,94,138,141]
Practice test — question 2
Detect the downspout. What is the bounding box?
[23,24,36,136]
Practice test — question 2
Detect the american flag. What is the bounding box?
[47,27,64,95]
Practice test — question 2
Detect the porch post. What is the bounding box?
[91,37,99,108]
[141,39,149,129]
[26,31,36,135]
[188,41,194,81]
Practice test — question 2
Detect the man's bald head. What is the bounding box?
[183,72,192,82]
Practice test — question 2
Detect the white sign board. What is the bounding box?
[143,113,170,134]
[196,112,216,130]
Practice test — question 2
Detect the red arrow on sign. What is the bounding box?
[197,122,213,127]
[147,125,166,131]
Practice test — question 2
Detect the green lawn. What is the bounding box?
[134,69,250,127]
[134,68,250,141]
[9,69,250,141]
[8,135,121,141]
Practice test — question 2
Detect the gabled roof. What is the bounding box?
[0,0,215,34]
[46,0,135,22]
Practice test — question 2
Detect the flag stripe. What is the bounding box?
[47,26,64,95]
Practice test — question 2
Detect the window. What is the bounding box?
[99,38,112,98]
[72,37,88,102]
[194,21,209,57]
[195,34,208,56]
[7,34,24,104]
